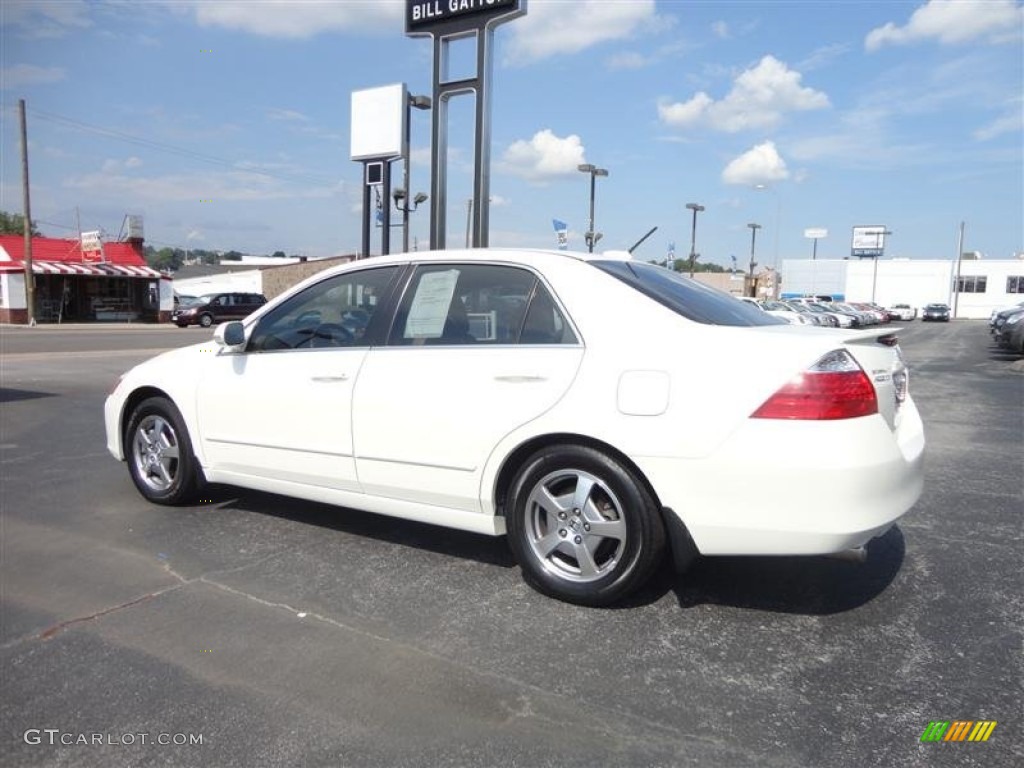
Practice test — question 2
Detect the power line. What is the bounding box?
[27,107,341,187]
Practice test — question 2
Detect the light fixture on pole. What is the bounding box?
[685,202,704,277]
[398,93,431,253]
[578,163,608,253]
[747,222,761,297]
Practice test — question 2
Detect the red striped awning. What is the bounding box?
[0,260,165,278]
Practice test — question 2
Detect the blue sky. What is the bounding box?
[1,0,1021,267]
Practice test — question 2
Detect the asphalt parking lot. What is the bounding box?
[1,320,1020,767]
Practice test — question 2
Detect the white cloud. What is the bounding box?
[721,142,790,186]
[489,195,509,208]
[168,0,401,39]
[101,157,144,173]
[607,52,649,71]
[659,56,829,133]
[63,169,338,203]
[505,0,660,63]
[1,64,66,89]
[267,108,310,123]
[500,130,587,182]
[974,109,1024,141]
[712,21,730,39]
[186,228,205,242]
[3,0,92,38]
[866,0,1024,51]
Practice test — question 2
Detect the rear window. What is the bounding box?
[591,261,785,326]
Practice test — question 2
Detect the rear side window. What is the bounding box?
[388,264,577,345]
[591,261,784,326]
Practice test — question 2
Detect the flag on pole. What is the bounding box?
[552,219,568,250]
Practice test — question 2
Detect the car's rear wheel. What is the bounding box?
[199,313,214,328]
[506,445,665,606]
[126,396,202,505]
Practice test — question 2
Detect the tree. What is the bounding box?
[0,211,40,236]
[271,250,287,259]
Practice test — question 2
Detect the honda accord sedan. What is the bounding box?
[105,249,925,606]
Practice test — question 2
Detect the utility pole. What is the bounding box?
[19,100,36,325]
[952,221,965,318]
[465,199,473,248]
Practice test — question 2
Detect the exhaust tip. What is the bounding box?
[825,546,867,564]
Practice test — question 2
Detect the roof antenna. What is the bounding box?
[628,226,658,254]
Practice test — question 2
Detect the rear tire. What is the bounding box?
[506,445,665,606]
[125,396,203,505]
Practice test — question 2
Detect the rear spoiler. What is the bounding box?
[842,327,902,347]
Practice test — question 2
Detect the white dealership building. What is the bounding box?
[780,257,1024,318]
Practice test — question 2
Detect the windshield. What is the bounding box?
[590,261,784,326]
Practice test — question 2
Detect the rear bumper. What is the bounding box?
[638,399,925,556]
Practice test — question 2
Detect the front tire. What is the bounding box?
[506,445,665,606]
[199,313,214,328]
[125,396,202,505]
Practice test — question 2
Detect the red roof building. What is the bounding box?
[0,234,170,324]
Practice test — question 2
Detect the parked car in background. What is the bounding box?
[737,296,810,325]
[831,302,872,326]
[989,300,1024,328]
[760,299,816,325]
[991,307,1024,344]
[889,303,917,321]
[782,300,830,326]
[999,313,1024,355]
[850,302,889,324]
[921,303,951,322]
[105,248,924,607]
[173,292,268,328]
[794,299,854,328]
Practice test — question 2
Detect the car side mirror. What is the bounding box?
[214,321,246,350]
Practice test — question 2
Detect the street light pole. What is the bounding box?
[685,202,704,277]
[747,222,761,298]
[401,93,431,254]
[578,163,608,253]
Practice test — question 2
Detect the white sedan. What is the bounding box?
[105,249,925,606]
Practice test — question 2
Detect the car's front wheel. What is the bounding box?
[506,445,665,606]
[125,396,202,505]
[199,313,214,328]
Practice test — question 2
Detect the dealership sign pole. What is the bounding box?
[351,84,407,258]
[406,0,526,250]
[804,227,827,261]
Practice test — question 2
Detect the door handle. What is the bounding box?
[311,375,349,383]
[494,375,547,383]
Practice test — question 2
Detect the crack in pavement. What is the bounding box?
[0,554,278,651]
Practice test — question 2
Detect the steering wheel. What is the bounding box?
[310,323,354,348]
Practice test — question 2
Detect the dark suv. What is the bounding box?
[173,292,267,328]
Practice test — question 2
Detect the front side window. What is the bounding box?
[389,264,577,346]
[592,260,784,326]
[248,267,398,351]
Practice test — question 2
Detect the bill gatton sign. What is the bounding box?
[407,0,522,33]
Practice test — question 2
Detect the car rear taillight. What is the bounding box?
[751,350,878,420]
